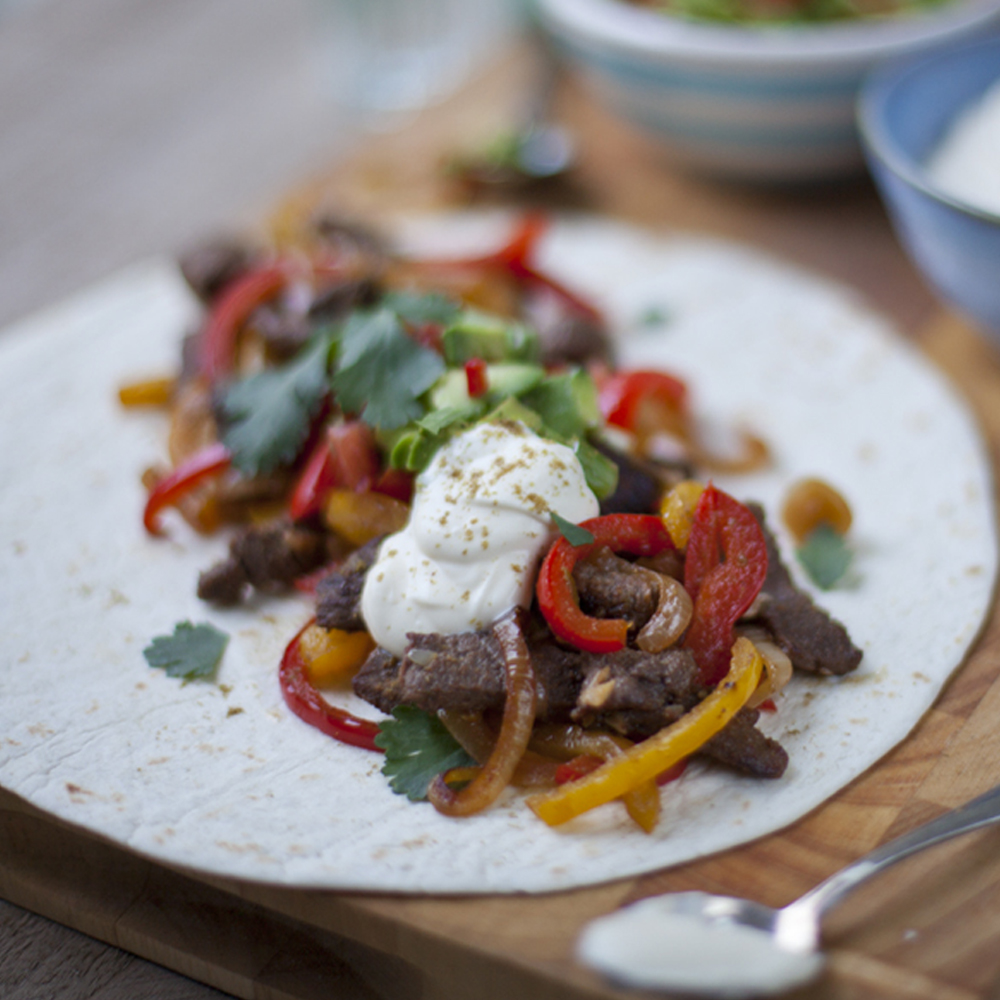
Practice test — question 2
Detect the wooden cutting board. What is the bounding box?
[4,44,1000,1000]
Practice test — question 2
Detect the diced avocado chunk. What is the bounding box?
[519,369,602,440]
[441,310,540,365]
[429,362,545,411]
[487,362,546,397]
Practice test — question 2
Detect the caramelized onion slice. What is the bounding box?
[687,430,770,475]
[738,626,793,708]
[636,571,694,653]
[438,710,559,788]
[428,609,537,816]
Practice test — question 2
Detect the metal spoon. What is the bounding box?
[579,782,1000,998]
[447,38,576,194]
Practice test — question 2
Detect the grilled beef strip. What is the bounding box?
[178,237,258,303]
[700,707,788,779]
[197,520,331,605]
[574,549,661,636]
[353,632,786,778]
[745,503,862,676]
[314,537,383,631]
[353,627,699,722]
[332,498,861,782]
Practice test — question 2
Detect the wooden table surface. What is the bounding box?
[5,1,999,997]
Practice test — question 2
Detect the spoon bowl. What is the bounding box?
[579,782,1000,996]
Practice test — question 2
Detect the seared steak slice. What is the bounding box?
[314,537,382,631]
[747,504,862,676]
[198,520,329,605]
[700,707,788,778]
[574,549,660,631]
[352,630,701,726]
[351,647,404,715]
[573,648,699,719]
[178,237,256,303]
[354,630,584,718]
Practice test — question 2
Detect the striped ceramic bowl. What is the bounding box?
[535,0,1000,182]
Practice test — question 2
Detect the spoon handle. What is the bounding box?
[791,782,1000,925]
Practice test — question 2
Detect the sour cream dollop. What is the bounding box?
[361,421,599,657]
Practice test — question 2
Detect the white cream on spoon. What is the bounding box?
[579,783,1000,997]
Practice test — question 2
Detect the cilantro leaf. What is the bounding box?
[143,621,228,681]
[332,308,445,431]
[572,438,619,500]
[221,334,332,476]
[796,523,853,589]
[375,706,476,801]
[382,290,461,326]
[416,403,483,435]
[552,512,595,547]
[636,305,672,328]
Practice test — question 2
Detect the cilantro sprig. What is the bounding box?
[552,512,595,547]
[221,333,333,476]
[375,706,476,801]
[143,621,229,681]
[332,308,446,431]
[796,523,853,590]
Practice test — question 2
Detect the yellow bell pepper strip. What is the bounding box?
[143,441,232,536]
[323,489,409,547]
[118,376,175,407]
[536,514,676,653]
[532,724,662,832]
[660,479,706,550]
[297,623,375,687]
[683,484,768,685]
[526,637,763,827]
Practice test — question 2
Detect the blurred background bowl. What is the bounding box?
[858,34,1000,335]
[534,0,1000,182]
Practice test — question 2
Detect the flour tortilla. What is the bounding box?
[0,214,994,893]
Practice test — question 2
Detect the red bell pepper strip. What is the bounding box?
[465,357,489,398]
[327,422,379,491]
[143,441,232,536]
[410,214,604,325]
[683,484,768,685]
[555,755,604,784]
[279,620,382,752]
[288,435,337,521]
[198,262,289,382]
[537,514,676,653]
[287,422,380,521]
[487,214,604,323]
[372,467,415,504]
[598,370,689,432]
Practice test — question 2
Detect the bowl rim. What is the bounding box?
[536,0,1000,64]
[857,32,1000,224]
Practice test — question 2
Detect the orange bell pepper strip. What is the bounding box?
[526,637,763,827]
[297,623,376,687]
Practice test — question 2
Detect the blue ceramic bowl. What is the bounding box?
[859,34,1000,334]
[535,0,1000,182]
